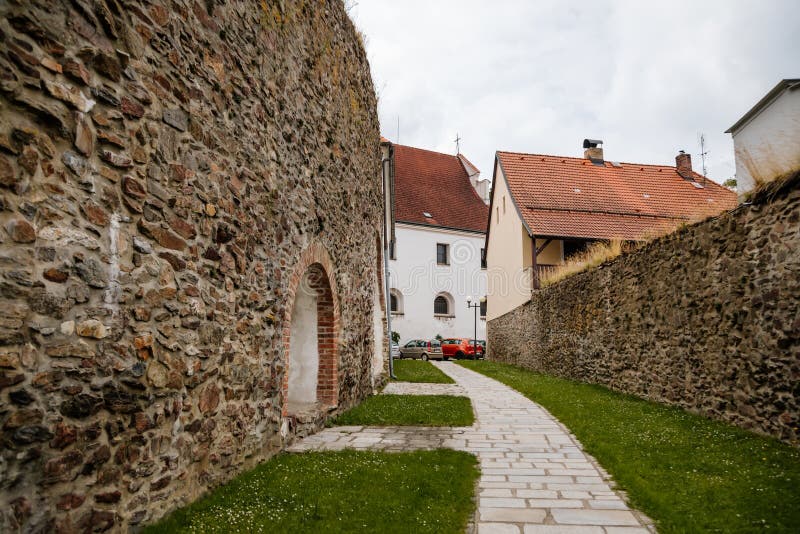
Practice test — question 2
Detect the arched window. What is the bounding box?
[389,289,403,314]
[434,292,454,317]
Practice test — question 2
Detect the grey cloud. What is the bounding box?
[352,0,800,183]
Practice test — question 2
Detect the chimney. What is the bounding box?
[675,150,693,179]
[583,139,604,165]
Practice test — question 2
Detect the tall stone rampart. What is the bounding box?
[0,1,382,531]
[488,175,800,445]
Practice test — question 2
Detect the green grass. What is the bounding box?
[459,360,800,533]
[392,359,454,383]
[143,449,479,533]
[332,394,474,427]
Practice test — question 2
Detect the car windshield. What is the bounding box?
[430,340,441,347]
[470,340,485,346]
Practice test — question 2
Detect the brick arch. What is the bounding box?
[372,232,388,380]
[374,233,386,314]
[282,242,340,416]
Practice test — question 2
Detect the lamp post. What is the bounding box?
[466,296,485,360]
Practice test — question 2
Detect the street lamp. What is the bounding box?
[466,296,486,360]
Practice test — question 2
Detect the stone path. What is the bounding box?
[288,362,654,533]
[382,381,467,396]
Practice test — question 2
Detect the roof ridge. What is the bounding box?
[395,143,462,161]
[497,150,700,172]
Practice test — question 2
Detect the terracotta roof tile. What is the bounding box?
[497,151,738,240]
[394,144,489,233]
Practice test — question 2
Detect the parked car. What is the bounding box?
[398,339,444,361]
[441,338,485,359]
[390,342,400,360]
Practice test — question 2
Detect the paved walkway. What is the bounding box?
[382,381,467,396]
[289,362,654,533]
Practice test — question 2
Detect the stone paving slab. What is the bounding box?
[382,381,467,396]
[287,426,471,452]
[287,362,654,533]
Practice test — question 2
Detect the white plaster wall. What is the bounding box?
[288,280,318,410]
[389,223,486,344]
[732,88,800,195]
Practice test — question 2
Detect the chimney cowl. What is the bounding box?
[676,151,693,179]
[583,139,604,165]
[583,139,603,149]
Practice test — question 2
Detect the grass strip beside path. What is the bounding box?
[332,394,474,427]
[459,360,800,533]
[392,359,455,383]
[144,449,479,533]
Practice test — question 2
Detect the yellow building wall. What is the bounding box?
[486,161,566,321]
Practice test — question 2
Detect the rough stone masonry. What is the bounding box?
[0,1,382,531]
[488,173,800,446]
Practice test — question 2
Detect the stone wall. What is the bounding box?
[488,175,800,445]
[0,1,382,531]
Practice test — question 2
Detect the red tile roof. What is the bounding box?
[497,151,738,240]
[394,144,489,233]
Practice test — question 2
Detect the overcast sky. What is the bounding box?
[350,0,799,185]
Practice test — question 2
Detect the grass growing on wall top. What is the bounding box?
[541,240,624,287]
[459,360,800,533]
[143,449,479,533]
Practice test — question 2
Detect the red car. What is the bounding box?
[441,338,485,359]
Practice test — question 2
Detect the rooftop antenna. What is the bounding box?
[698,132,708,185]
[454,132,461,154]
[396,116,400,144]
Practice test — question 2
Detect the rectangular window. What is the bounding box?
[480,299,487,318]
[481,248,487,269]
[436,243,449,265]
[389,239,396,260]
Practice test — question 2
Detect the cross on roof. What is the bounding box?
[454,133,461,154]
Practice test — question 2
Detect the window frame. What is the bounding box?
[389,289,403,315]
[436,243,449,265]
[433,295,449,316]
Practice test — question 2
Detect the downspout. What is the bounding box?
[381,151,397,379]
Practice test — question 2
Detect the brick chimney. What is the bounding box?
[583,139,604,165]
[675,150,693,179]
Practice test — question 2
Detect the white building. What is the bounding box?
[726,78,800,196]
[383,141,490,344]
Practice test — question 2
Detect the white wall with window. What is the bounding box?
[388,223,486,344]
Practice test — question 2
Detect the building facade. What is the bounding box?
[726,79,800,196]
[384,142,489,344]
[485,140,738,320]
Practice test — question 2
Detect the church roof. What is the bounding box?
[393,144,489,234]
[496,151,738,241]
